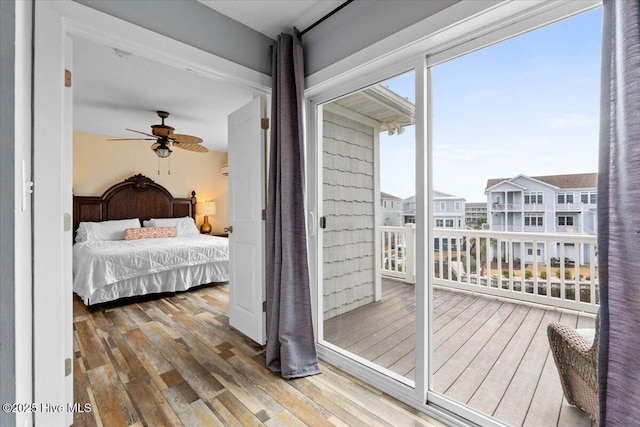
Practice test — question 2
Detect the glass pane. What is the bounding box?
[321,71,416,383]
[430,8,600,425]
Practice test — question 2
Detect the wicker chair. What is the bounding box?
[547,311,599,424]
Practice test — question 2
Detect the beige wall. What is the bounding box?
[73,131,229,234]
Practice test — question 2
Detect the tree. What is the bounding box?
[469,236,497,276]
[476,218,487,229]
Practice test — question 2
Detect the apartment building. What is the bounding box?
[380,192,403,226]
[401,191,466,228]
[465,202,488,228]
[485,173,597,263]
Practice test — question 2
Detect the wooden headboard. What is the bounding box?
[73,174,196,235]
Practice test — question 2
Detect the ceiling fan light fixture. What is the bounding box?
[154,145,172,158]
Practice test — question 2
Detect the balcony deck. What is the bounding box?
[324,278,595,426]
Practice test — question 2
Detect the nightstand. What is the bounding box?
[211,233,229,238]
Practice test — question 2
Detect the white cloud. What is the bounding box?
[550,113,594,129]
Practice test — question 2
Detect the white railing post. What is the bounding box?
[405,223,415,283]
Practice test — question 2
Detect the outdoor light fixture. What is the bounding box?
[383,118,404,135]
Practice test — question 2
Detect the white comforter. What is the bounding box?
[73,235,228,304]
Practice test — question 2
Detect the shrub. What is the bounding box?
[502,269,509,278]
[555,269,573,280]
[539,271,547,280]
[525,270,533,279]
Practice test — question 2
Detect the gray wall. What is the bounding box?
[322,110,376,320]
[302,0,459,76]
[74,0,274,76]
[0,0,16,424]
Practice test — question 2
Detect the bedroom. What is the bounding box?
[68,25,271,425]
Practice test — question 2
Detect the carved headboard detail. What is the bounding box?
[73,174,196,236]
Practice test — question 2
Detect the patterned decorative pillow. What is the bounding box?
[123,226,177,240]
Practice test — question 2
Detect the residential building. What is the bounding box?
[402,191,466,229]
[485,173,597,263]
[464,202,488,228]
[380,192,403,226]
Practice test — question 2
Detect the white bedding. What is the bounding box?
[73,235,228,305]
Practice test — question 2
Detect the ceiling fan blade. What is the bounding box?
[173,142,208,153]
[150,142,160,150]
[170,134,203,144]
[125,128,158,138]
[106,138,157,141]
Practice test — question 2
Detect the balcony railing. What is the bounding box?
[490,224,523,232]
[555,225,582,233]
[380,226,599,314]
[556,202,584,211]
[523,203,549,211]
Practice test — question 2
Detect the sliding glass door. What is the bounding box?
[319,72,418,384]
[311,4,602,426]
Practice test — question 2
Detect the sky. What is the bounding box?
[378,7,602,202]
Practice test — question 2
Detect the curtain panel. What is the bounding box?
[265,31,321,379]
[598,0,640,424]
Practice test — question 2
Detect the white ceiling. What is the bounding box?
[72,36,255,152]
[72,1,341,152]
[197,0,343,39]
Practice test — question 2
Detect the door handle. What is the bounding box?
[224,226,233,233]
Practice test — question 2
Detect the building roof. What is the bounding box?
[380,192,402,200]
[485,173,598,191]
[333,84,415,129]
[465,202,487,208]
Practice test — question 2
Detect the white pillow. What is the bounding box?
[146,217,199,236]
[75,218,141,242]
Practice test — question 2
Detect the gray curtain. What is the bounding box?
[598,0,640,424]
[266,31,321,379]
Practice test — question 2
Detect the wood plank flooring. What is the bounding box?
[323,278,596,426]
[72,284,446,427]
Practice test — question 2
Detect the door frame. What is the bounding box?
[304,1,599,426]
[33,1,270,422]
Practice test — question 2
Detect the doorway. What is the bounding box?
[33,2,270,424]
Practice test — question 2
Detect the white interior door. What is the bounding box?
[228,96,266,345]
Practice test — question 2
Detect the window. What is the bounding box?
[440,201,446,211]
[525,214,543,226]
[435,219,444,227]
[454,201,461,211]
[582,191,597,204]
[527,248,533,255]
[558,216,574,226]
[445,219,454,227]
[557,192,574,204]
[524,191,543,204]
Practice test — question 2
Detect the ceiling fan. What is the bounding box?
[108,110,208,158]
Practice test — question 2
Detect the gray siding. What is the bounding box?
[74,0,274,75]
[303,0,459,75]
[323,111,375,320]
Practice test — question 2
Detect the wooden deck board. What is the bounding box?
[323,278,596,426]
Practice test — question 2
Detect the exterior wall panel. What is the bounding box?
[323,110,375,320]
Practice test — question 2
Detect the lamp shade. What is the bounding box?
[196,201,217,216]
[154,145,172,158]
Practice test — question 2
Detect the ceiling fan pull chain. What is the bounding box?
[168,157,171,175]
[158,156,160,175]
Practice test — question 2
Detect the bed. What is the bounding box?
[73,174,229,305]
